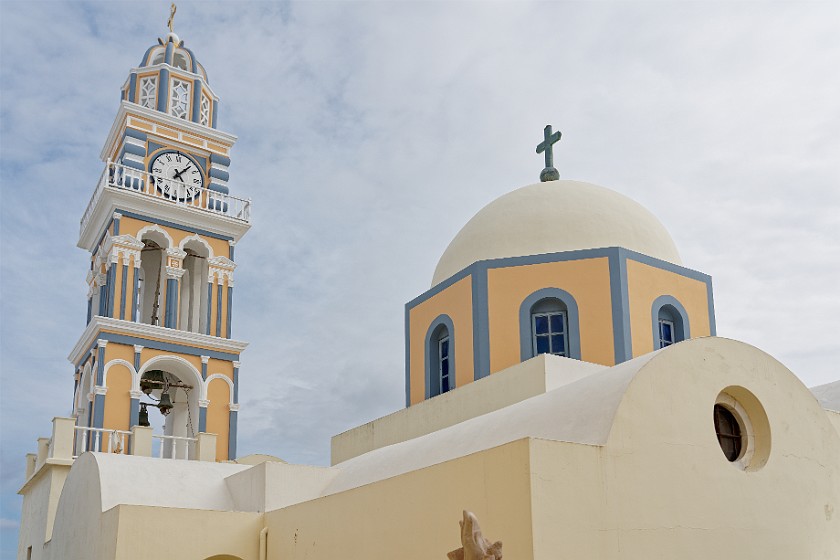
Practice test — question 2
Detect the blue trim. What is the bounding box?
[129,398,139,428]
[113,214,121,236]
[651,295,691,349]
[96,344,107,385]
[93,394,106,430]
[121,159,145,171]
[608,249,633,363]
[81,332,240,363]
[120,264,128,320]
[471,271,490,380]
[201,360,208,380]
[209,168,229,181]
[182,46,198,73]
[191,78,202,123]
[87,298,93,324]
[206,283,213,335]
[208,182,230,195]
[164,41,174,66]
[707,280,717,336]
[98,286,107,319]
[228,244,234,261]
[165,278,178,328]
[124,128,148,141]
[228,410,238,459]
[210,154,231,167]
[519,287,582,361]
[128,73,137,103]
[216,284,223,337]
[106,266,117,318]
[115,209,234,242]
[123,143,146,157]
[424,314,455,399]
[133,347,142,371]
[139,45,155,67]
[131,267,139,322]
[157,68,169,112]
[404,306,411,407]
[233,365,239,403]
[198,407,207,433]
[211,100,218,129]
[226,286,233,339]
[621,249,712,283]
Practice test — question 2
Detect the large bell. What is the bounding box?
[140,370,167,394]
[158,392,174,415]
[138,403,150,427]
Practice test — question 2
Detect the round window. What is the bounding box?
[713,404,743,461]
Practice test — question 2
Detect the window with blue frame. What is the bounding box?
[531,298,568,357]
[439,335,452,393]
[428,322,453,397]
[658,318,675,347]
[656,304,685,349]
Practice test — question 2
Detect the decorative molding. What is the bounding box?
[229,403,240,412]
[133,344,144,353]
[198,399,210,408]
[96,339,109,349]
[232,361,240,368]
[201,355,210,364]
[129,389,144,399]
[93,385,108,395]
[113,212,123,220]
[68,315,248,367]
[179,233,214,258]
[165,266,186,279]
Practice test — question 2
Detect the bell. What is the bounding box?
[140,370,167,394]
[158,392,174,415]
[138,403,150,427]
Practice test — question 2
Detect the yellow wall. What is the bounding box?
[207,377,231,461]
[626,259,711,357]
[266,439,535,560]
[105,342,135,364]
[120,216,231,257]
[101,364,132,438]
[487,258,614,371]
[408,276,474,405]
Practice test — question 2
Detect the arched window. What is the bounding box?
[651,295,690,350]
[425,315,455,398]
[179,240,210,333]
[519,288,581,361]
[172,51,190,71]
[530,298,568,357]
[150,48,165,65]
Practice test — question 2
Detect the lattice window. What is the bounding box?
[199,93,211,126]
[139,76,157,109]
[169,78,191,120]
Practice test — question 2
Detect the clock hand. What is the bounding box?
[172,165,191,181]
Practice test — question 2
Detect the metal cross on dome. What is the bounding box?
[536,124,562,182]
[168,3,177,33]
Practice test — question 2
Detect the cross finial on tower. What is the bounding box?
[536,124,562,182]
[167,3,177,33]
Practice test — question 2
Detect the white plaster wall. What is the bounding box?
[16,465,70,560]
[225,461,338,512]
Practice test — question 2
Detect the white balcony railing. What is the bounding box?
[152,434,197,460]
[81,160,251,236]
[74,426,131,457]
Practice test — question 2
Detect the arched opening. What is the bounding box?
[74,363,93,452]
[529,297,568,357]
[652,296,690,350]
[172,51,190,71]
[179,239,210,333]
[138,357,202,459]
[150,48,165,65]
[138,234,168,326]
[425,315,455,398]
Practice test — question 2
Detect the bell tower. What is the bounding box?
[69,25,251,461]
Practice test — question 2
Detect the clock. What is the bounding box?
[149,151,205,201]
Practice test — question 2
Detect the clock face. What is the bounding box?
[149,152,204,201]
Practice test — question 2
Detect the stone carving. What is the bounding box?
[447,510,502,560]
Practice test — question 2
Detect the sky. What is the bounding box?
[1,0,838,556]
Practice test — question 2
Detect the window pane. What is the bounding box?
[549,313,564,334]
[534,315,549,334]
[441,357,449,376]
[536,335,550,354]
[551,335,566,355]
[441,375,450,393]
[440,339,449,357]
[661,322,673,341]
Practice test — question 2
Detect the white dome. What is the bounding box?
[432,180,682,286]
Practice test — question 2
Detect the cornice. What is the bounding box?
[77,187,251,252]
[101,101,237,162]
[68,316,248,366]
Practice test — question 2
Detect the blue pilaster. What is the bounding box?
[216,284,223,337]
[127,73,137,103]
[206,282,213,335]
[93,393,106,430]
[157,68,170,112]
[232,363,239,403]
[198,407,207,433]
[106,266,116,318]
[164,40,174,65]
[87,298,93,324]
[113,214,121,236]
[119,264,128,320]
[228,242,235,261]
[95,342,107,385]
[129,398,139,428]
[225,286,233,339]
[201,358,208,380]
[165,277,178,328]
[228,411,237,459]
[192,78,202,123]
[131,266,140,322]
[211,100,218,129]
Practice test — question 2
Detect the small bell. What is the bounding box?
[138,403,150,427]
[140,370,167,394]
[158,392,174,415]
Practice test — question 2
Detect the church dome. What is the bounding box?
[432,180,682,286]
[138,32,208,81]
